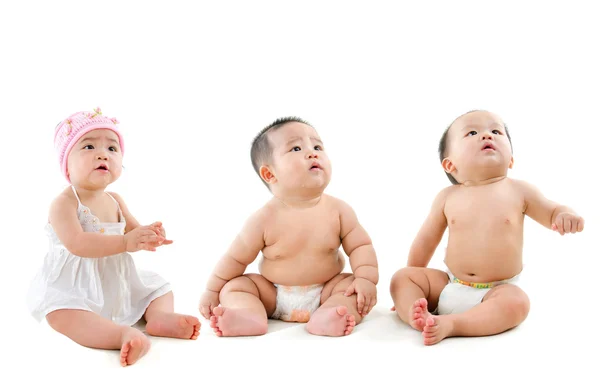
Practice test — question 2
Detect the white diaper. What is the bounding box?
[271,284,323,322]
[436,268,521,315]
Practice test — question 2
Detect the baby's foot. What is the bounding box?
[306,306,356,337]
[422,315,454,345]
[120,328,151,367]
[409,298,432,331]
[209,307,268,337]
[146,312,201,340]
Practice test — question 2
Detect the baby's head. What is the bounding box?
[54,107,124,187]
[250,117,331,195]
[438,110,513,185]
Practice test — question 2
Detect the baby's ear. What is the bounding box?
[260,165,277,184]
[508,156,514,169]
[441,158,455,174]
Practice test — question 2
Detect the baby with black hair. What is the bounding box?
[390,110,584,345]
[199,117,379,337]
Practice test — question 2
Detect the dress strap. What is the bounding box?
[105,192,120,208]
[71,185,82,205]
[105,192,124,220]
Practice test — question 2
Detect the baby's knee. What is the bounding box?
[390,267,420,288]
[509,290,530,320]
[220,275,259,297]
[46,310,71,333]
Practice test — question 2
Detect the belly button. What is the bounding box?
[505,219,511,224]
[467,273,475,276]
[451,219,456,224]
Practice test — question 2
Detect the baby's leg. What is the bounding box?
[389,267,449,331]
[46,309,150,367]
[144,291,201,340]
[422,284,529,345]
[306,273,358,337]
[211,274,276,337]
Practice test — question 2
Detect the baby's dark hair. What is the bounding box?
[251,116,312,188]
[438,110,513,185]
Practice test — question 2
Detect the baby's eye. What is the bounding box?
[291,146,301,152]
[492,129,502,135]
[467,131,477,136]
[108,146,117,152]
[83,144,94,149]
[314,145,322,151]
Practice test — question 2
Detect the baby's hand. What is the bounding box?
[148,221,174,245]
[344,277,377,316]
[552,212,585,235]
[199,290,220,319]
[124,225,165,252]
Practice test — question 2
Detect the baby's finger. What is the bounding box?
[141,234,164,244]
[140,229,161,238]
[555,217,565,235]
[344,283,355,297]
[564,218,572,234]
[139,242,157,252]
[362,297,370,316]
[200,305,211,319]
[356,293,365,315]
[577,218,585,232]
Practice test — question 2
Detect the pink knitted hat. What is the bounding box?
[54,107,124,183]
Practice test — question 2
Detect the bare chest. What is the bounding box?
[264,209,341,257]
[81,198,120,223]
[445,186,525,231]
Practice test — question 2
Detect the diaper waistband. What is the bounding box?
[446,266,521,289]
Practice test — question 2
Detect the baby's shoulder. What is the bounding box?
[48,188,79,219]
[52,187,78,208]
[321,195,359,222]
[505,177,529,189]
[435,184,460,201]
[321,194,353,212]
[247,201,277,226]
[504,177,540,198]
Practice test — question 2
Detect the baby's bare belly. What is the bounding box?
[444,234,523,283]
[259,253,344,286]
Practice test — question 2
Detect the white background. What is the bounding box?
[1,1,598,384]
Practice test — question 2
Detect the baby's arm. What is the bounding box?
[199,210,267,318]
[516,179,585,234]
[49,194,163,258]
[407,187,450,267]
[338,200,378,315]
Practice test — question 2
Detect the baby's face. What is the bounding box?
[266,122,331,193]
[445,111,513,182]
[67,129,123,187]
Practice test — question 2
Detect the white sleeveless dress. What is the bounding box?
[27,186,171,326]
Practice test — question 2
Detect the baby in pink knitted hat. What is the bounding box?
[53,107,125,183]
[27,107,200,367]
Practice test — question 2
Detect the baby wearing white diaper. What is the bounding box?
[198,117,380,337]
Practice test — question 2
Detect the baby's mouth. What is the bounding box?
[482,144,496,151]
[310,163,322,171]
[96,164,109,171]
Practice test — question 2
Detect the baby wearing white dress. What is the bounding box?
[27,107,200,366]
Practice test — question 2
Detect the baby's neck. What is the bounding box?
[72,184,107,201]
[461,175,507,187]
[274,193,323,209]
